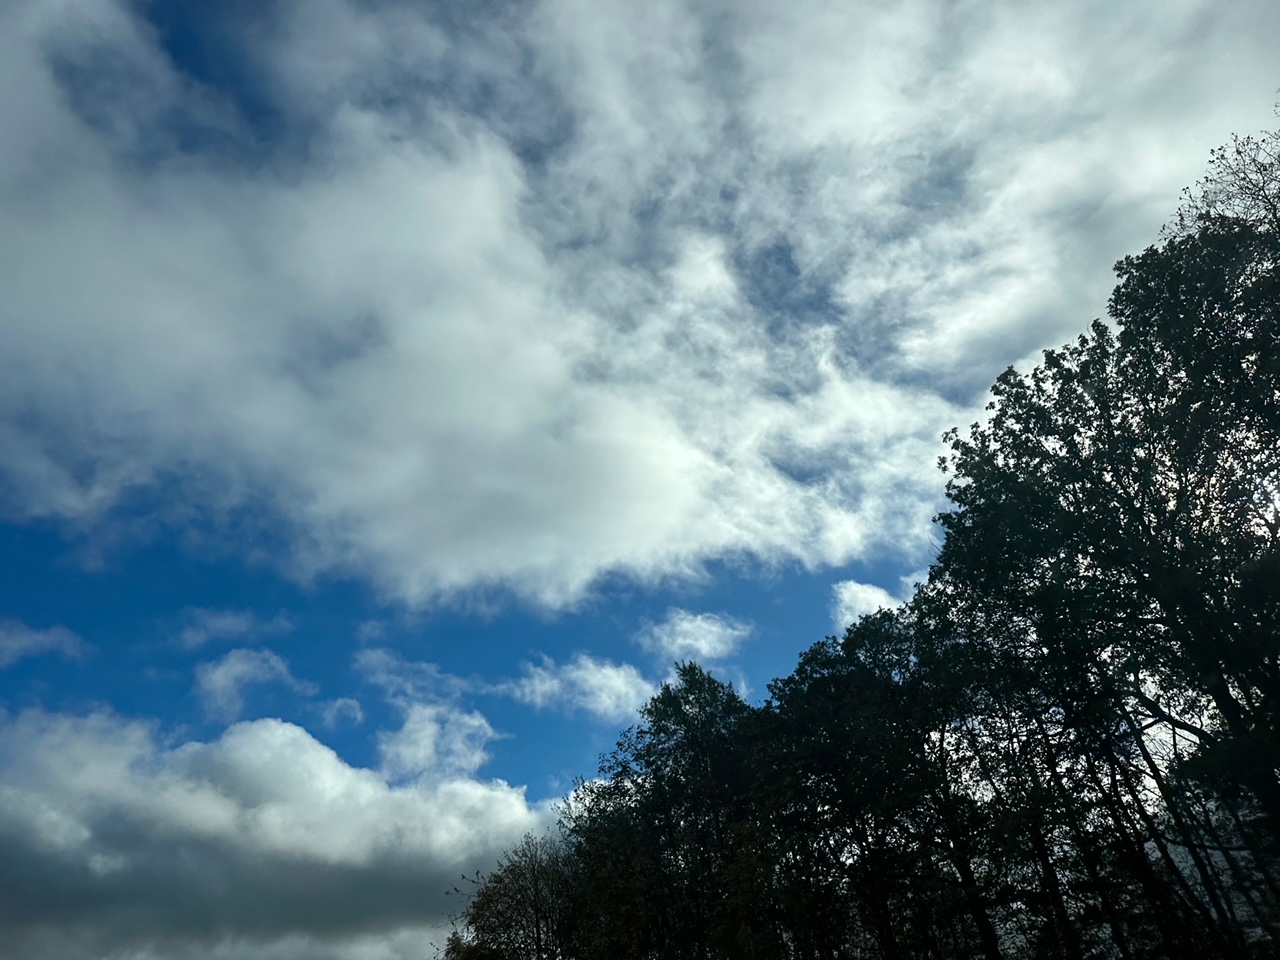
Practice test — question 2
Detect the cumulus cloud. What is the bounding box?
[831,580,903,631]
[0,709,546,960]
[174,608,294,650]
[0,620,86,667]
[635,608,752,662]
[378,703,499,782]
[349,649,503,779]
[507,654,657,723]
[0,0,1277,612]
[195,649,318,721]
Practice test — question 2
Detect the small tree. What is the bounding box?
[450,833,577,960]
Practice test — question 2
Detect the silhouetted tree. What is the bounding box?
[447,834,577,960]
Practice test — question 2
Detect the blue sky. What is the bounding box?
[0,1,1276,957]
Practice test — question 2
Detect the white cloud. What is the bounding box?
[0,620,86,667]
[508,654,656,723]
[349,649,499,779]
[831,580,903,631]
[0,0,1277,611]
[377,703,498,782]
[174,608,294,649]
[0,708,546,960]
[635,608,752,662]
[195,649,318,721]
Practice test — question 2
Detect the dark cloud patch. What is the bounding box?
[281,313,390,398]
[898,146,976,219]
[142,0,577,175]
[736,238,839,333]
[766,456,832,488]
[39,3,300,174]
[0,828,445,943]
[0,710,545,960]
[48,41,159,147]
[833,293,910,364]
[138,0,290,150]
[353,9,576,173]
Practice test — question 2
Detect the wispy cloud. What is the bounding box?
[321,696,364,729]
[635,608,752,662]
[172,607,294,649]
[353,647,468,707]
[195,648,317,721]
[0,620,87,667]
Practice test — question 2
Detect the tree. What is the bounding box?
[562,663,763,960]
[933,123,1280,954]
[764,609,1007,960]
[448,833,577,960]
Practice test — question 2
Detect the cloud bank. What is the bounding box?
[6,0,1270,608]
[0,709,547,960]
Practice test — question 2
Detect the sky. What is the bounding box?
[0,0,1275,957]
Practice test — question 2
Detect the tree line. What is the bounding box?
[442,125,1280,960]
